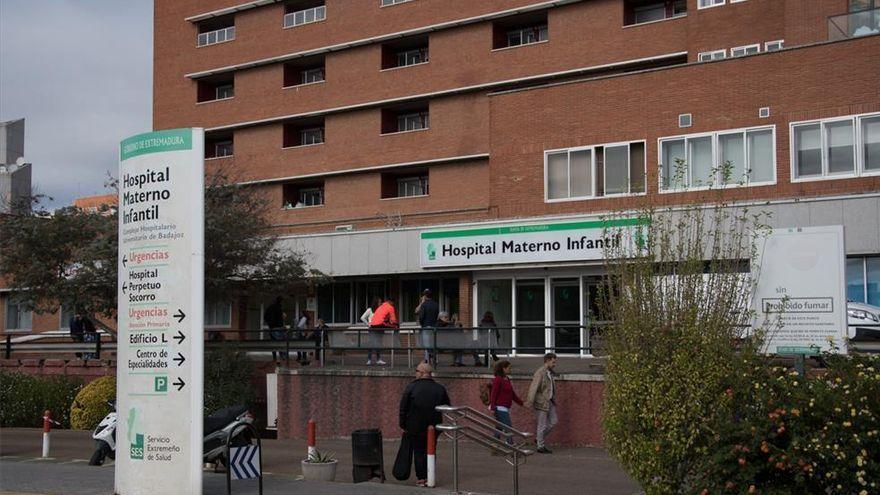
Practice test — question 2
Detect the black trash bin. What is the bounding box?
[351,428,385,483]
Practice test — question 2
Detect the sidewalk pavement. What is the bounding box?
[0,428,641,495]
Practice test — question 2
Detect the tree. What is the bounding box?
[0,170,319,329]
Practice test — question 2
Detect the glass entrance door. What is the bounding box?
[515,279,546,354]
[551,279,580,354]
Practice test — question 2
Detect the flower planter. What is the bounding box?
[301,459,338,482]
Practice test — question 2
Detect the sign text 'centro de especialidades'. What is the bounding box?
[420,218,644,268]
[116,128,204,495]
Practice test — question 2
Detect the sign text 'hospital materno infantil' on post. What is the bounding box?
[116,129,204,495]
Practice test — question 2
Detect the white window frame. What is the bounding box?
[381,0,414,6]
[204,302,232,328]
[396,47,429,67]
[730,43,761,57]
[633,3,668,24]
[698,49,726,62]
[283,4,326,28]
[4,297,32,332]
[298,186,324,206]
[789,112,880,183]
[300,127,325,145]
[301,67,325,84]
[543,140,648,203]
[398,111,429,132]
[396,175,429,197]
[59,305,75,330]
[505,24,548,48]
[698,0,725,9]
[215,84,234,100]
[658,125,777,193]
[214,140,234,158]
[764,39,784,52]
[197,25,236,47]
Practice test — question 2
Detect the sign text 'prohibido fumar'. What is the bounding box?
[116,129,204,495]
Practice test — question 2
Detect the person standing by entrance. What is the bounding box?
[526,353,558,453]
[368,297,398,365]
[489,360,523,444]
[264,297,287,363]
[416,289,439,364]
[395,363,450,487]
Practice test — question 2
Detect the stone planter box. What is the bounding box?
[301,459,338,481]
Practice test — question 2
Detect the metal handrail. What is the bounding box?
[436,405,534,495]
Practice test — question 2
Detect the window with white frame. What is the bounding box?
[198,26,235,47]
[298,187,324,206]
[398,111,429,132]
[698,49,726,62]
[215,84,234,100]
[5,296,32,331]
[397,175,429,197]
[792,113,880,180]
[506,24,548,47]
[730,44,760,57]
[396,47,429,67]
[659,126,775,190]
[698,0,724,8]
[300,127,324,145]
[204,301,232,327]
[59,305,75,330]
[214,140,234,158]
[764,40,784,52]
[381,0,413,6]
[545,141,646,201]
[284,4,326,27]
[301,67,325,84]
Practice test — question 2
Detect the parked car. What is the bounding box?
[847,301,880,340]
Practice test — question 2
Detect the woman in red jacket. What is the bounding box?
[488,360,523,444]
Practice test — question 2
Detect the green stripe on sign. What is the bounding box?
[420,217,646,239]
[120,128,192,161]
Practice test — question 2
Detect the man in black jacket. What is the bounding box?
[416,289,439,364]
[396,363,450,486]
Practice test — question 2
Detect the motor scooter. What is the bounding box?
[89,400,117,466]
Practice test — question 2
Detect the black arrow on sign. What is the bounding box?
[173,353,185,366]
[122,255,128,268]
[122,283,128,295]
[173,377,185,391]
[173,309,186,323]
[173,330,185,344]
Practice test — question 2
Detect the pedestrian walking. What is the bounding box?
[479,311,500,364]
[394,363,450,487]
[264,297,287,363]
[416,289,439,364]
[295,311,310,365]
[489,360,523,445]
[368,297,398,365]
[526,353,558,453]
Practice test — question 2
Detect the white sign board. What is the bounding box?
[420,218,643,268]
[116,129,204,495]
[753,226,847,355]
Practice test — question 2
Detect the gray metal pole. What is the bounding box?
[452,429,459,493]
[513,450,519,495]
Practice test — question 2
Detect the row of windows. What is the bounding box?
[847,256,880,306]
[544,113,880,201]
[698,39,783,62]
[316,278,459,325]
[281,170,429,209]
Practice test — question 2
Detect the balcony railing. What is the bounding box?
[828,7,880,41]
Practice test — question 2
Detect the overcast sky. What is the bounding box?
[0,0,153,208]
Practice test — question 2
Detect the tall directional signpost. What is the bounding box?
[116,129,204,495]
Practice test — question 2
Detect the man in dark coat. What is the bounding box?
[416,289,440,364]
[395,363,450,486]
[264,296,286,362]
[69,312,96,342]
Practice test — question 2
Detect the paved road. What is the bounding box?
[0,428,641,495]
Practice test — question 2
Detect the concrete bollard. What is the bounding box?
[307,419,316,459]
[427,425,436,488]
[42,410,52,458]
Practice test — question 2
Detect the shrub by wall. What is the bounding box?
[70,375,116,430]
[0,370,83,428]
[204,345,256,415]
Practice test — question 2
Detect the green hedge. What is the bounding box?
[70,376,116,430]
[0,371,83,428]
[204,345,256,416]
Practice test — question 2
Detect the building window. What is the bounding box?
[283,181,325,208]
[381,35,429,69]
[698,49,726,62]
[381,0,413,5]
[397,47,429,67]
[398,112,429,132]
[399,278,459,323]
[197,16,235,47]
[659,126,775,190]
[764,40,784,52]
[205,132,234,159]
[317,282,352,324]
[205,301,232,327]
[59,305,75,330]
[284,2,326,28]
[382,105,429,134]
[381,170,429,198]
[625,0,687,25]
[493,12,548,49]
[197,76,235,103]
[5,296,33,331]
[847,256,880,306]
[283,119,325,147]
[698,0,725,8]
[792,113,880,180]
[545,142,645,201]
[283,57,325,87]
[730,44,760,57]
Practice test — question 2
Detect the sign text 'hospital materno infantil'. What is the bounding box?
[116,129,205,495]
[420,218,644,268]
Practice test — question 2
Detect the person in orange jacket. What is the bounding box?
[367,298,399,365]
